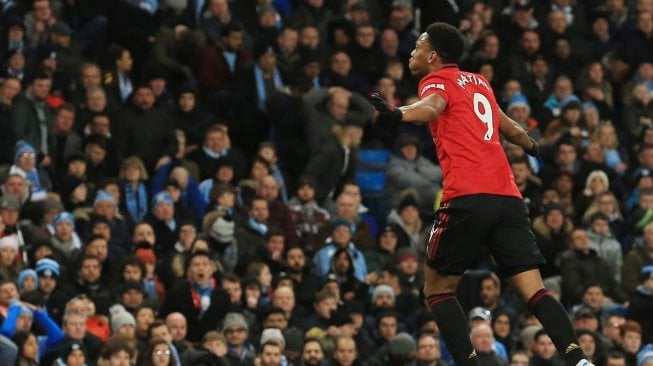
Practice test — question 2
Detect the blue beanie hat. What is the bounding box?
[151,192,174,211]
[637,344,653,366]
[35,258,61,278]
[581,101,598,111]
[14,140,35,163]
[17,269,39,291]
[9,299,33,318]
[19,305,33,318]
[507,93,530,112]
[559,94,581,110]
[93,190,116,207]
[53,211,75,229]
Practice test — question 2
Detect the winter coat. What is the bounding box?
[385,154,442,212]
[622,240,653,294]
[587,230,623,282]
[560,249,628,306]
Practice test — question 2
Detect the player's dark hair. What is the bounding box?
[425,22,464,64]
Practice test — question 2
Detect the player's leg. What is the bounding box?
[489,197,588,366]
[424,197,487,366]
[509,269,588,366]
[424,266,479,366]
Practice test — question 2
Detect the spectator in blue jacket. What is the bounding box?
[0,299,65,362]
[313,219,367,282]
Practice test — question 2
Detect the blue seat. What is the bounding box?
[356,171,385,192]
[358,149,391,171]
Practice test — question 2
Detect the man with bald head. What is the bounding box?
[166,312,193,359]
[332,336,359,366]
[166,313,187,342]
[301,86,373,154]
[271,285,307,330]
[471,323,508,366]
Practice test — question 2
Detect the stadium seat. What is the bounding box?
[357,149,391,171]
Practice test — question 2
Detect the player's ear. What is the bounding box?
[428,50,437,63]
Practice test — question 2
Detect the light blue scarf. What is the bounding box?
[248,217,268,235]
[202,146,227,159]
[124,181,148,222]
[254,64,284,110]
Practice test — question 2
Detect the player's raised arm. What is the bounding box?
[499,109,540,158]
[370,93,447,125]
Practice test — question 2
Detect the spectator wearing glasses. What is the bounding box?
[417,331,447,366]
[222,312,256,366]
[143,339,177,366]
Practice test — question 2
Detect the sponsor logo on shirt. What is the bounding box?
[420,83,445,96]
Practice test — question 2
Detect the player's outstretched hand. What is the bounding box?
[524,137,541,159]
[370,93,402,123]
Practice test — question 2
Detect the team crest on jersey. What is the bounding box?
[421,83,445,96]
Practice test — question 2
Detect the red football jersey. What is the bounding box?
[418,65,522,202]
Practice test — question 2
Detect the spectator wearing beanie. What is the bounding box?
[386,193,426,250]
[364,223,409,274]
[0,297,65,361]
[78,190,130,254]
[395,246,423,296]
[134,245,166,302]
[638,344,653,366]
[109,304,136,338]
[51,211,82,261]
[17,269,38,293]
[146,192,180,256]
[0,234,23,282]
[377,264,421,332]
[54,339,87,366]
[10,140,51,202]
[222,312,256,365]
[35,258,69,326]
[364,287,400,339]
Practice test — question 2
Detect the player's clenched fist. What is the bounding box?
[370,93,402,123]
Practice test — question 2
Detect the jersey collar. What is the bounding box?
[440,63,459,69]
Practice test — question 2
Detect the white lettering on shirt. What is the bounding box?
[420,83,445,97]
[456,73,489,90]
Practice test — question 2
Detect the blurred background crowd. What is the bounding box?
[0,0,653,365]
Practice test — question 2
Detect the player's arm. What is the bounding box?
[499,109,540,158]
[398,93,447,125]
[370,93,447,125]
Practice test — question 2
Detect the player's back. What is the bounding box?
[418,66,521,202]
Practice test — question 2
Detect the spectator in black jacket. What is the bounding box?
[115,84,177,173]
[560,228,627,306]
[160,250,231,343]
[303,122,362,206]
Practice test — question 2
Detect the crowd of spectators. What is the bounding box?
[1,0,653,365]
